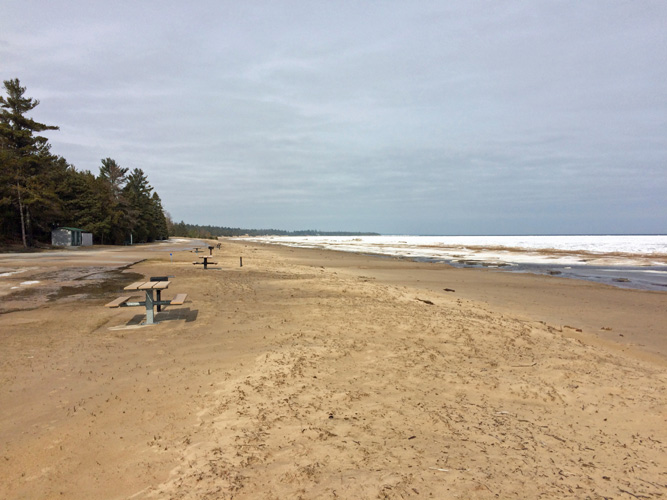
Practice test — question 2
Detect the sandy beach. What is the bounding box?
[0,239,665,499]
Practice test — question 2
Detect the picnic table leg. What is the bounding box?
[145,290,155,324]
[156,289,162,312]
[203,259,208,270]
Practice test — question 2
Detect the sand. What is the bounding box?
[0,239,665,499]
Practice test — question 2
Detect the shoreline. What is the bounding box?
[425,258,667,292]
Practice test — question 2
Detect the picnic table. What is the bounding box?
[193,255,217,269]
[105,279,187,325]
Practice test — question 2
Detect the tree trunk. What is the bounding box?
[26,206,32,246]
[16,179,27,248]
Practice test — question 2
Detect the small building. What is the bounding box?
[52,227,93,247]
[82,232,93,246]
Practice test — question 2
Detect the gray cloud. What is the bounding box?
[2,0,665,234]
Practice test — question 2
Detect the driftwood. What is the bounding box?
[416,298,434,305]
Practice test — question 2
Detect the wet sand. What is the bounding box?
[0,239,665,499]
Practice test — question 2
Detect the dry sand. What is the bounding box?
[0,239,665,499]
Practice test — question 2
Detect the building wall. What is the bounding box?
[52,228,87,246]
[52,229,73,246]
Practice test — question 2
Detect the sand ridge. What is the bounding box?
[0,239,665,499]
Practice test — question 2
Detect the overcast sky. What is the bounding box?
[2,1,666,235]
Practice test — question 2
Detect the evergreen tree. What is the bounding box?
[0,78,59,247]
[26,154,70,240]
[150,192,169,241]
[97,158,131,244]
[99,157,127,200]
[55,166,108,242]
[124,168,155,243]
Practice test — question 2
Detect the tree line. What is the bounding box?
[169,221,379,239]
[0,78,168,247]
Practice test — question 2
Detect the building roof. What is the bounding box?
[54,227,83,232]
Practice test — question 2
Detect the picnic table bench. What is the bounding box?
[193,255,217,269]
[105,278,187,325]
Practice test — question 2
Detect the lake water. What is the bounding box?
[237,235,667,291]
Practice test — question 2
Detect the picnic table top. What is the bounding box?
[124,280,171,291]
[198,255,212,258]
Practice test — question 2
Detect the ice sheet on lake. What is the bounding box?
[237,235,667,267]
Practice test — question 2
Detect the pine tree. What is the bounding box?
[150,192,169,241]
[97,158,132,244]
[55,166,107,242]
[99,158,128,200]
[124,168,154,243]
[0,78,59,247]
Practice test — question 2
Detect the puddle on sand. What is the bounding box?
[34,266,115,282]
[0,268,144,314]
[47,269,144,302]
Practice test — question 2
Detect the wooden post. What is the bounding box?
[240,257,243,267]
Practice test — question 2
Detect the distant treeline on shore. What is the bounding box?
[169,221,379,239]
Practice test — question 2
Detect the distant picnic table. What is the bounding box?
[193,255,217,270]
